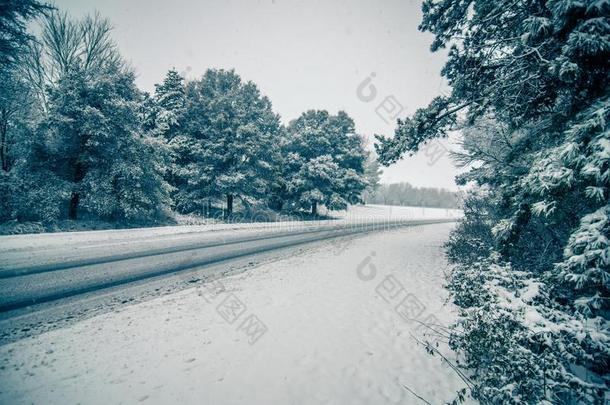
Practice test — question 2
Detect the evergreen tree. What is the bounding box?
[376,0,610,401]
[0,0,51,68]
[0,68,36,221]
[153,69,186,140]
[9,12,169,223]
[178,69,281,215]
[16,67,169,222]
[147,69,186,210]
[284,110,368,214]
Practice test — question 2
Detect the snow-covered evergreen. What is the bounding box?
[376,0,610,402]
[1,12,170,223]
[169,69,283,215]
[282,110,368,214]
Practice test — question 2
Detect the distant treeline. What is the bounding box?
[366,182,462,209]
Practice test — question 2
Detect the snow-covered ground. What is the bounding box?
[0,222,471,404]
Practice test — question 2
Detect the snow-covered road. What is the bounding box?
[0,222,471,404]
[0,205,460,314]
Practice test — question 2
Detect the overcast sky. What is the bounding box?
[51,0,463,190]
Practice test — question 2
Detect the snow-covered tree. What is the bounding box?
[178,69,282,215]
[284,110,367,214]
[0,68,36,221]
[19,11,123,116]
[16,67,170,222]
[361,151,383,204]
[286,155,344,215]
[0,69,34,175]
[144,69,187,210]
[375,0,610,402]
[0,0,50,68]
[0,0,51,221]
[152,68,186,139]
[8,12,169,223]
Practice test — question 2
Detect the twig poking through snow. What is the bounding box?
[409,332,475,390]
[402,384,432,405]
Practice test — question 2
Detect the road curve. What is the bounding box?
[0,218,455,313]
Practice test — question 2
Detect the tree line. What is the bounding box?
[365,182,461,208]
[0,5,380,225]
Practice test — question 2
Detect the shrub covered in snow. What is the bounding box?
[448,255,608,403]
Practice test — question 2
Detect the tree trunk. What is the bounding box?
[311,201,317,216]
[68,192,79,220]
[68,161,85,220]
[0,111,8,172]
[226,194,234,216]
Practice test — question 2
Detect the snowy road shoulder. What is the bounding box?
[0,223,472,405]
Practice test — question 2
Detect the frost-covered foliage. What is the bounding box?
[375,0,610,402]
[153,69,186,135]
[0,0,48,221]
[0,67,35,221]
[554,204,609,316]
[145,73,368,216]
[159,68,282,215]
[2,7,383,228]
[361,152,383,203]
[16,68,170,222]
[449,256,609,403]
[0,0,50,68]
[144,68,185,207]
[282,110,368,214]
[1,12,169,223]
[444,102,610,403]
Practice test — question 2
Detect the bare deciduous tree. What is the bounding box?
[21,11,123,112]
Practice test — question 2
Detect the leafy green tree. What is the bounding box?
[179,69,281,215]
[376,0,610,402]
